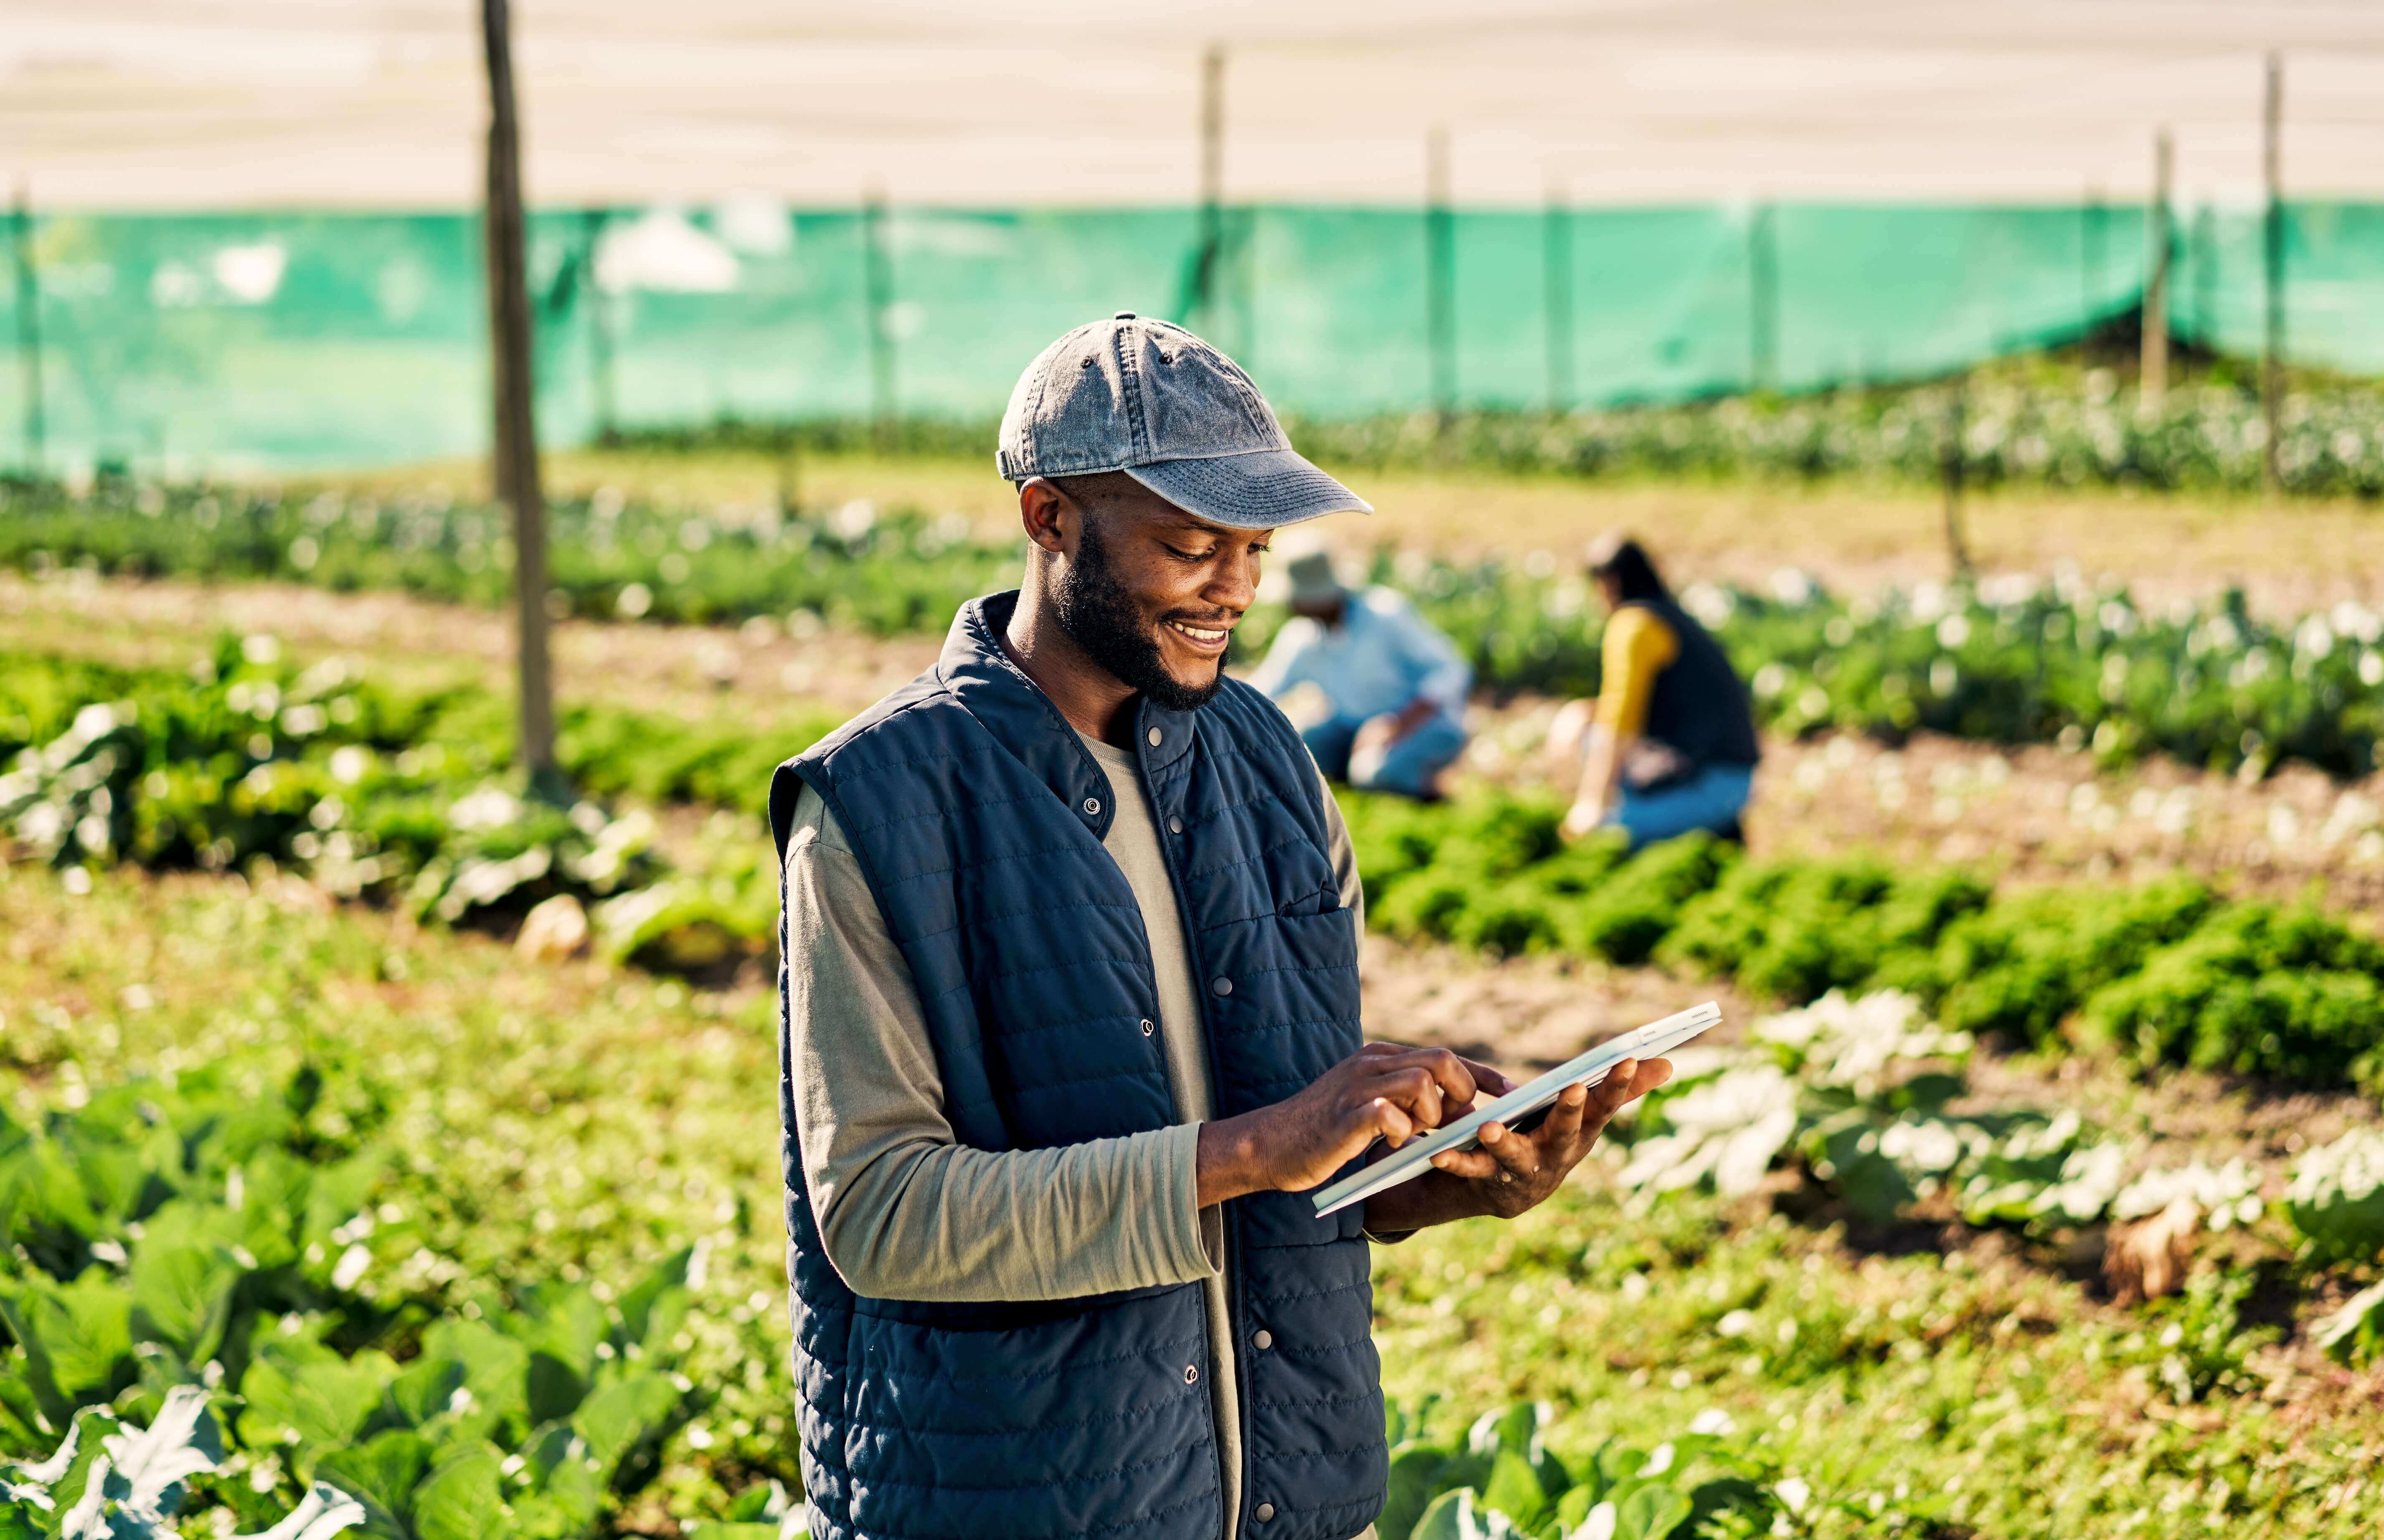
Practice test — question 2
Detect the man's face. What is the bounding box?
[1043,476,1272,711]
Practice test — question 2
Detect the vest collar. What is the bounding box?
[937,592,1201,840]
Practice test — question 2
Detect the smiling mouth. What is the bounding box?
[1165,618,1233,650]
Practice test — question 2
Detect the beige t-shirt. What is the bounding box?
[779,731,1366,1540]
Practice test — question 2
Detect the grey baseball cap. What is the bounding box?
[996,312,1373,530]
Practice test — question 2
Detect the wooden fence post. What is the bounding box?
[1426,127,1455,436]
[2140,129,2173,417]
[2262,51,2285,495]
[1544,183,1574,416]
[11,185,42,477]
[479,0,556,786]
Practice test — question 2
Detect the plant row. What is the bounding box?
[1345,790,2384,1094]
[14,636,2384,1087]
[586,356,2384,500]
[0,1049,706,1538]
[0,642,829,971]
[1611,989,2384,1377]
[1287,374,2384,498]
[12,476,2384,777]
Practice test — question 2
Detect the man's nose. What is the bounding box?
[1207,548,1261,612]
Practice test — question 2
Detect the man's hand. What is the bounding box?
[1196,1044,1484,1206]
[1364,1056,1674,1230]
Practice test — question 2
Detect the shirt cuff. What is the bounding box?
[1162,1122,1225,1280]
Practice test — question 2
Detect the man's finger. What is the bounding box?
[1457,1055,1516,1099]
[1539,1081,1588,1150]
[1430,1147,1500,1179]
[1369,1096,1417,1149]
[1410,1048,1480,1112]
[1377,1066,1446,1131]
[1587,1058,1641,1124]
[1480,1121,1541,1177]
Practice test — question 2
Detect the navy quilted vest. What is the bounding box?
[769,592,1386,1540]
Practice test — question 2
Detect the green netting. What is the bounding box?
[0,199,2374,473]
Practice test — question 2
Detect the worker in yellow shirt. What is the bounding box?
[1549,535,1760,845]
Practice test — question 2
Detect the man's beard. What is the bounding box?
[1053,517,1226,713]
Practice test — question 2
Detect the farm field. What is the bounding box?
[341,441,2384,615]
[10,473,2384,1536]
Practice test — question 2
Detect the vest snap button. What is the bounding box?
[1082,797,1101,817]
[1140,1018,1155,1036]
[1253,1329,1273,1350]
[1168,815,1183,835]
[1255,1503,1275,1523]
[1183,1363,1199,1385]
[1147,726,1163,747]
[1211,977,1232,997]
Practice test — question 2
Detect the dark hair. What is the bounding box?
[1586,534,1669,604]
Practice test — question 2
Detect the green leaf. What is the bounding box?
[125,1209,250,1363]
[1379,1443,1451,1540]
[236,1482,370,1540]
[0,1271,137,1426]
[384,1356,469,1431]
[1554,1485,1599,1533]
[681,1527,785,1540]
[237,1343,401,1473]
[409,1444,510,1540]
[1613,1484,1693,1540]
[1409,1487,1478,1540]
[419,1319,530,1438]
[314,1429,431,1539]
[1684,1477,1771,1530]
[98,1383,222,1518]
[524,1351,589,1429]
[572,1370,686,1482]
[614,1247,695,1353]
[2316,1279,2384,1365]
[1482,1449,1551,1532]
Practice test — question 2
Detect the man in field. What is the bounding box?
[769,313,1669,1540]
[1247,550,1472,801]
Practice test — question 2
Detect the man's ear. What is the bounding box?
[1018,477,1074,556]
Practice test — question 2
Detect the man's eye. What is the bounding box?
[1167,545,1215,562]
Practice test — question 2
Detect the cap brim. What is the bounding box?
[1122,448,1373,531]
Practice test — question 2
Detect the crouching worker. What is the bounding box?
[772,315,1671,1540]
[1551,535,1760,845]
[1248,550,1471,799]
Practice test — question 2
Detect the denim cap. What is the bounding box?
[996,313,1373,530]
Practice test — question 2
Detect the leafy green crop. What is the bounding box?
[1379,1398,1776,1540]
[11,474,2384,776]
[0,1385,364,1539]
[1352,787,2384,1092]
[0,1054,703,1538]
[1280,372,2384,500]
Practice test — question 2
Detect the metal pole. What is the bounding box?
[1194,43,1226,329]
[2140,128,2172,417]
[11,185,42,477]
[1543,182,1574,416]
[1425,127,1455,435]
[1748,201,1778,393]
[2262,51,2285,495]
[581,208,617,445]
[480,0,556,784]
[862,188,896,453]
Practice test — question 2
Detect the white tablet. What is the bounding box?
[1308,1002,1722,1218]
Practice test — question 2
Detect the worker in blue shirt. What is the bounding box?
[1248,550,1471,799]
